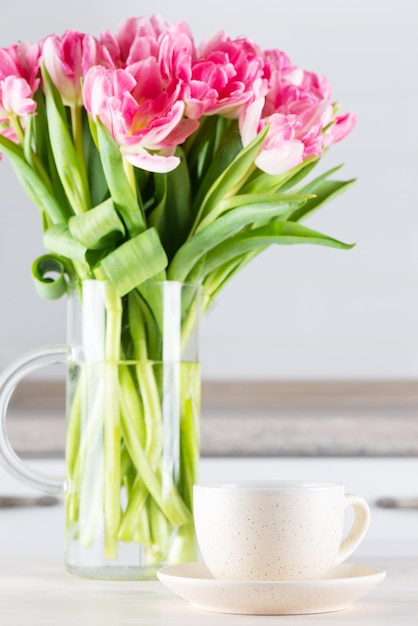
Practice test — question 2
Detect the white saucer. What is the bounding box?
[157,561,386,615]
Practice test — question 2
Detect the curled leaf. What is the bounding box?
[31,254,68,300]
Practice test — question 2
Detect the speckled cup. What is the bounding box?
[193,481,370,581]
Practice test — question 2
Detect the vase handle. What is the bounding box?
[0,345,68,494]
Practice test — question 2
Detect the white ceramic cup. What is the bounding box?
[193,481,370,581]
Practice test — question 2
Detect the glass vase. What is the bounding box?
[0,279,201,579]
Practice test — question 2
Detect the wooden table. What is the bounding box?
[0,557,417,625]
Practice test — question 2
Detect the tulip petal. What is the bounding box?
[239,97,265,147]
[255,140,304,175]
[122,146,180,173]
[42,36,79,105]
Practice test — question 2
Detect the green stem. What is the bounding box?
[133,503,151,544]
[103,283,122,559]
[9,114,25,144]
[65,280,200,565]
[180,296,199,356]
[118,477,148,541]
[136,362,163,467]
[117,364,148,542]
[78,372,106,548]
[65,378,82,476]
[70,104,91,211]
[64,379,82,531]
[147,498,172,563]
[103,362,121,558]
[120,407,192,527]
[65,366,107,545]
[169,362,200,563]
[127,290,164,468]
[123,158,138,198]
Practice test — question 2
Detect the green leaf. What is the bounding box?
[198,221,355,279]
[183,115,221,185]
[32,88,74,220]
[275,157,321,191]
[149,148,194,261]
[131,283,164,360]
[203,254,252,303]
[83,111,109,207]
[98,228,168,296]
[32,88,50,169]
[44,224,89,265]
[31,254,69,300]
[95,120,145,236]
[41,64,90,214]
[168,194,307,281]
[240,155,320,195]
[147,171,167,226]
[289,168,356,222]
[189,118,241,208]
[23,95,73,221]
[69,198,125,250]
[86,113,99,149]
[23,113,35,167]
[127,290,152,360]
[196,192,313,232]
[191,126,269,232]
[0,135,67,224]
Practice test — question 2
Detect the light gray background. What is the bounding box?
[0,0,416,380]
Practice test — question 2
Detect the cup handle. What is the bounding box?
[0,345,68,494]
[332,493,371,566]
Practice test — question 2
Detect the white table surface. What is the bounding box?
[1,457,417,623]
[0,556,417,625]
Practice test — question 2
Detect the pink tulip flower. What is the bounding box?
[0,75,37,117]
[116,15,196,94]
[239,48,356,175]
[0,43,39,145]
[324,111,357,145]
[0,41,40,90]
[239,98,304,175]
[83,63,199,173]
[0,75,37,143]
[99,30,122,68]
[42,31,116,106]
[184,31,268,120]
[115,15,193,63]
[158,23,196,85]
[116,15,164,64]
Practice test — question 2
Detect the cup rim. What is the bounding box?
[194,480,344,493]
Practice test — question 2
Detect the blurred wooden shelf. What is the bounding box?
[5,379,418,457]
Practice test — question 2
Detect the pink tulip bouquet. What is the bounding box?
[0,15,356,575]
